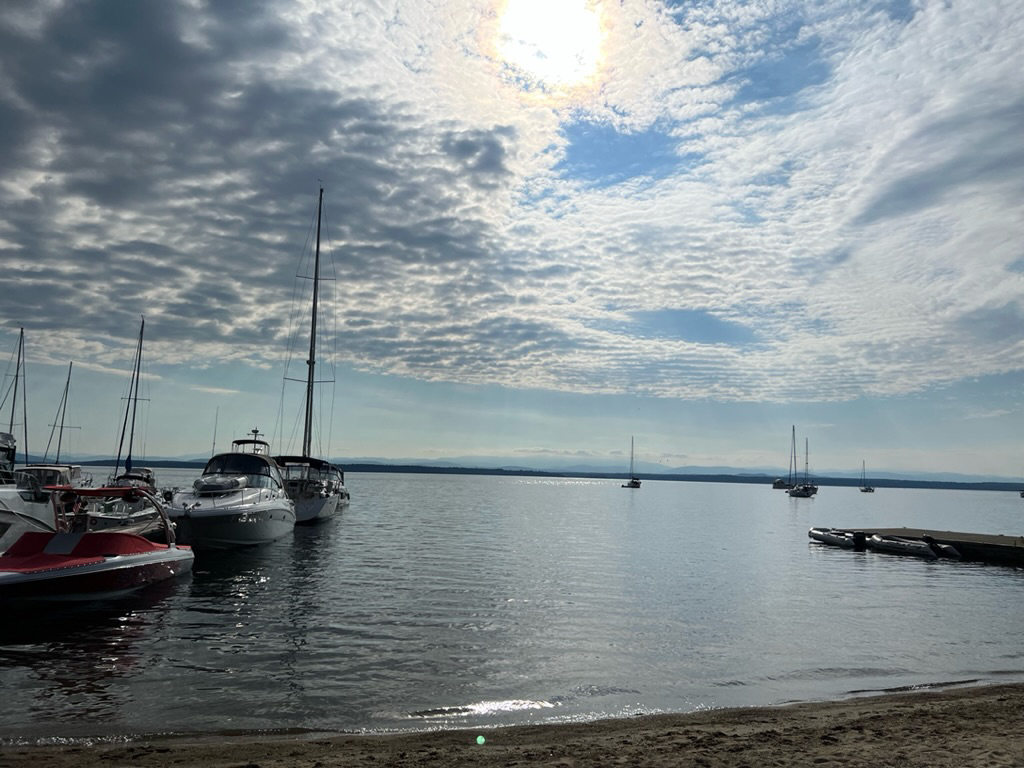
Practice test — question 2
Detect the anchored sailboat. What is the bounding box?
[788,438,818,497]
[860,460,875,493]
[621,436,641,488]
[273,186,351,523]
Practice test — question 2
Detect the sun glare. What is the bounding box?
[496,0,603,88]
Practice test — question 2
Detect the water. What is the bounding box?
[2,471,1024,742]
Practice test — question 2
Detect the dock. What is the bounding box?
[842,528,1024,566]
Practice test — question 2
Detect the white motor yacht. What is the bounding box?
[166,431,296,549]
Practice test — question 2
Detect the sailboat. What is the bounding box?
[273,186,350,523]
[772,426,797,489]
[859,460,875,493]
[109,318,157,494]
[20,361,93,491]
[787,438,818,497]
[621,436,641,488]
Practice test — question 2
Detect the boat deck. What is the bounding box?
[839,528,1024,566]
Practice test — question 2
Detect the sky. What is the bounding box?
[1,0,1023,478]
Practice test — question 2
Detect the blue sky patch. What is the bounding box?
[729,33,831,113]
[555,120,693,186]
[595,308,759,345]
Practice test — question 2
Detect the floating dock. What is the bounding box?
[841,528,1024,566]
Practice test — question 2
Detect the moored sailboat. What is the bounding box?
[273,186,350,523]
[788,437,818,497]
[621,436,641,488]
[859,460,875,493]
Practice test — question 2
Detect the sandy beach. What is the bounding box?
[3,682,1023,768]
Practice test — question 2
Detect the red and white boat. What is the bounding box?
[0,486,193,600]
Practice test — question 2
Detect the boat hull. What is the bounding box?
[868,534,959,559]
[808,527,856,548]
[168,490,296,549]
[0,545,193,600]
[294,493,347,524]
[788,484,817,497]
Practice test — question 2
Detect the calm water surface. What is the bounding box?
[2,471,1024,742]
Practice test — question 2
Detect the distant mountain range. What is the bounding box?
[30,451,1023,486]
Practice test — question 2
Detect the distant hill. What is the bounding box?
[15,452,1024,491]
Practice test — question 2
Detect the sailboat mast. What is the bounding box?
[302,186,323,459]
[8,328,28,464]
[115,318,145,475]
[789,425,796,485]
[804,438,809,483]
[54,361,73,462]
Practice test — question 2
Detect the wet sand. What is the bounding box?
[3,682,1024,767]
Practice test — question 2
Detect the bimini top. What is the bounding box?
[272,455,340,472]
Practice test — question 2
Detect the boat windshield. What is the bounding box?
[203,454,283,488]
[19,467,70,486]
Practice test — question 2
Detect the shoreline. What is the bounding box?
[4,682,1024,767]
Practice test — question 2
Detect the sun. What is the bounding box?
[496,0,604,89]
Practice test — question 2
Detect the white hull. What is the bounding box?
[168,488,295,549]
[294,492,347,524]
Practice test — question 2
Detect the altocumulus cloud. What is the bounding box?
[0,0,1022,405]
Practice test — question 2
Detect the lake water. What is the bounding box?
[2,471,1024,743]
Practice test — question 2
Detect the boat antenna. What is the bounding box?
[211,406,219,457]
[302,185,323,459]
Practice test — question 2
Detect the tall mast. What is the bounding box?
[56,362,72,462]
[44,361,75,463]
[7,328,27,464]
[115,317,145,475]
[789,426,797,485]
[302,186,323,458]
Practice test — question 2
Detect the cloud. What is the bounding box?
[0,0,1022,417]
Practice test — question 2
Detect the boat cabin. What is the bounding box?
[201,451,285,490]
[20,464,89,489]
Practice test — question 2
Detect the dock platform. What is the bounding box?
[842,528,1024,566]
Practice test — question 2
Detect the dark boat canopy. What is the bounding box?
[204,451,282,479]
[272,455,341,472]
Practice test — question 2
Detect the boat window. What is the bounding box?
[204,454,274,477]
